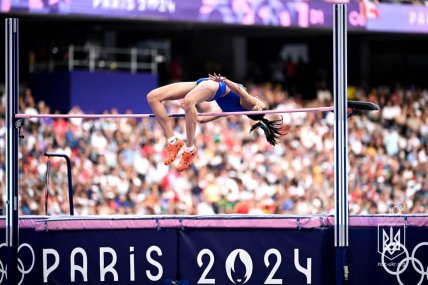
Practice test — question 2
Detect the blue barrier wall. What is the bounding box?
[1,216,427,285]
[29,71,158,114]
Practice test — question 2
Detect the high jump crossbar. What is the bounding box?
[14,101,377,119]
[15,107,333,119]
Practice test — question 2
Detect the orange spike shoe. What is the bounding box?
[176,147,198,172]
[164,139,184,165]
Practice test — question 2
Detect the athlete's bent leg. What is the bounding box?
[176,81,218,171]
[147,82,196,165]
[181,81,217,147]
[147,82,196,138]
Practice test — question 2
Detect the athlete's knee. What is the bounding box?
[182,97,197,111]
[147,89,162,105]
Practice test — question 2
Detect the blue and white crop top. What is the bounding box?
[196,78,247,112]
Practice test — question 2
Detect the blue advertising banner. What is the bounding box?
[2,1,428,33]
[366,3,428,34]
[1,216,427,284]
[1,0,364,30]
[349,225,428,285]
[179,228,335,285]
[0,228,178,284]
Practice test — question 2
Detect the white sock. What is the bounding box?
[168,136,177,145]
[184,145,195,153]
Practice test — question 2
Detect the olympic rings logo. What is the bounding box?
[381,241,428,285]
[387,202,406,214]
[0,243,35,285]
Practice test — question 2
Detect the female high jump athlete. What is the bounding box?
[147,73,287,171]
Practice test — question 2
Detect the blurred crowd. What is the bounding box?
[0,83,427,216]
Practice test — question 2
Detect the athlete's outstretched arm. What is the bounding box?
[208,73,265,111]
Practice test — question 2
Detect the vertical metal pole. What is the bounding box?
[151,49,157,74]
[131,48,137,74]
[333,4,349,285]
[89,45,95,72]
[5,18,19,285]
[65,156,74,216]
[68,44,74,72]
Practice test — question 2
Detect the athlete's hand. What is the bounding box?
[252,105,263,111]
[208,73,226,82]
[252,97,265,111]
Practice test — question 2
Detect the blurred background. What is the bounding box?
[0,0,427,216]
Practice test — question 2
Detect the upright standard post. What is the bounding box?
[5,18,20,285]
[333,4,349,285]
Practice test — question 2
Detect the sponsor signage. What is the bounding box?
[2,1,428,33]
[366,3,428,33]
[179,229,334,285]
[0,229,178,284]
[1,0,364,29]
[1,219,427,284]
[3,1,427,33]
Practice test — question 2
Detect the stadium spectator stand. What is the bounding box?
[0,83,426,216]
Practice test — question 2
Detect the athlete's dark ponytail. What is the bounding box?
[247,114,288,146]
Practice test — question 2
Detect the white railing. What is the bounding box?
[30,44,166,74]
